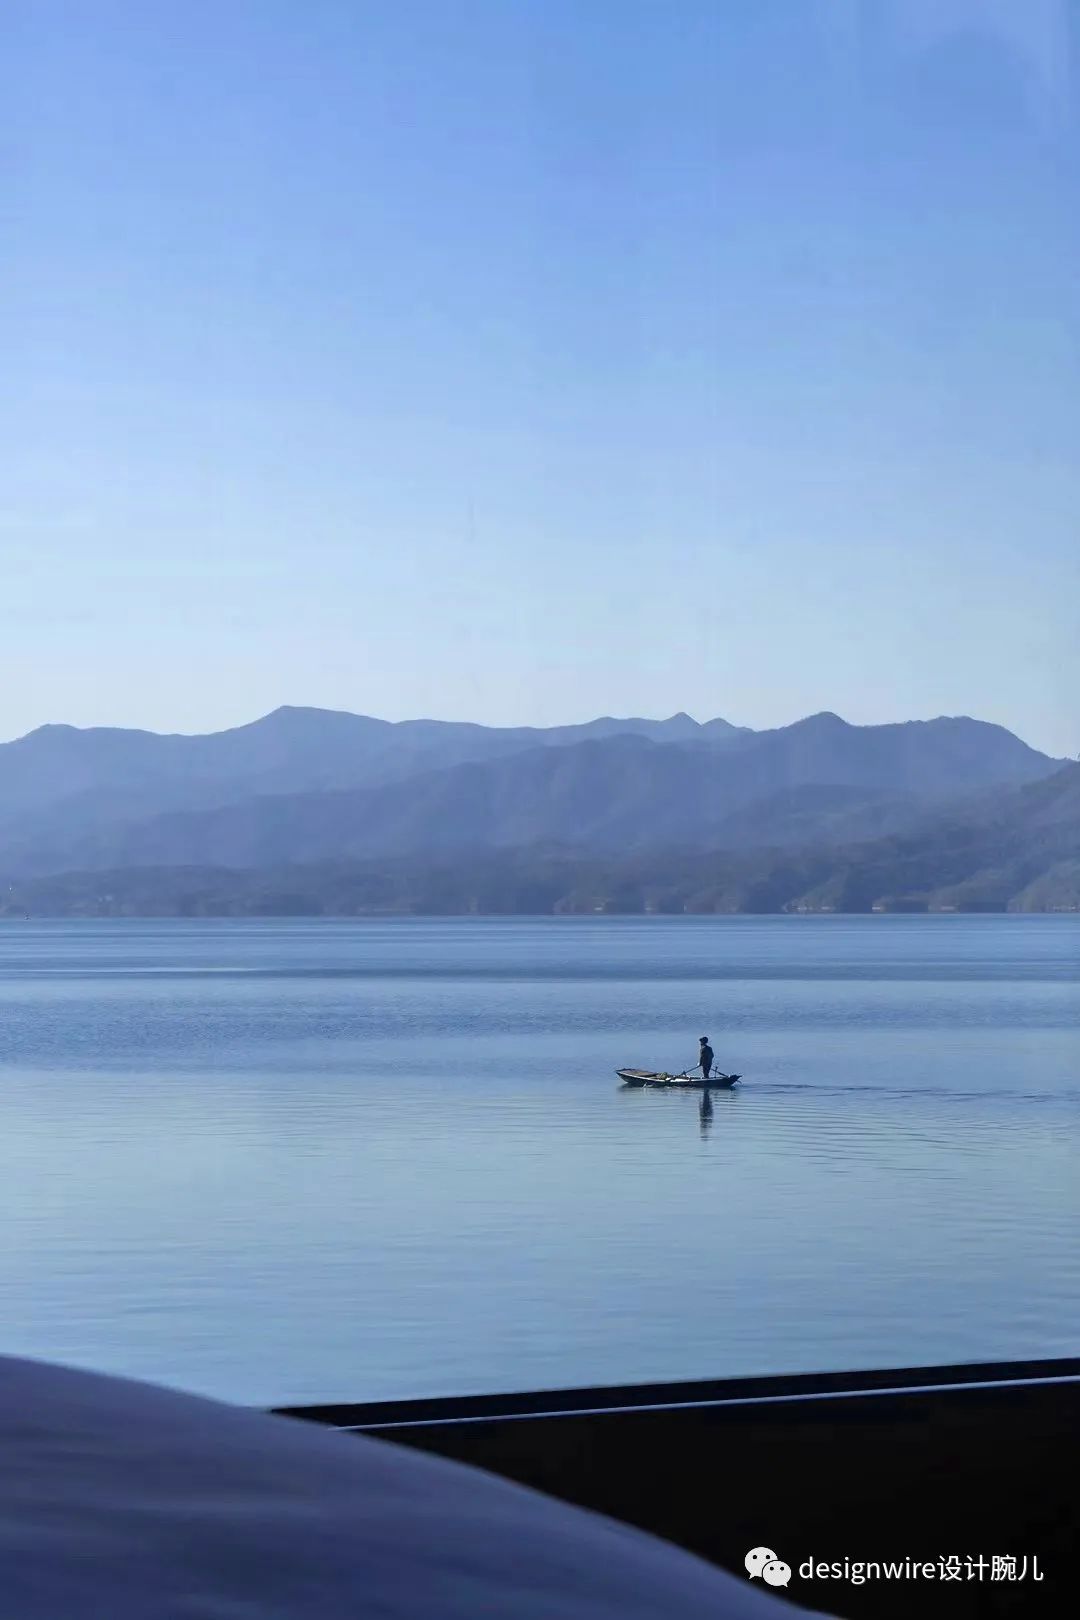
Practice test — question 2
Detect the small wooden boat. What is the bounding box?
[617,1068,741,1090]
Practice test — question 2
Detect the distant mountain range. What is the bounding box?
[0,704,1073,913]
[7,762,1078,917]
[0,706,745,817]
[0,706,1062,881]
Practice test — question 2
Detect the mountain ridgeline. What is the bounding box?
[0,706,1074,914]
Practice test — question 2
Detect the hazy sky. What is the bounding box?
[3,1,1078,754]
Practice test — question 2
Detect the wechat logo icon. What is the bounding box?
[745,1547,792,1589]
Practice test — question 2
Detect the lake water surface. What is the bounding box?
[1,916,1077,1406]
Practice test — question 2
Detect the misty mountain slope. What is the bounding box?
[3,713,1063,878]
[732,711,1057,795]
[9,737,693,873]
[0,709,401,821]
[776,763,1080,913]
[9,764,1079,917]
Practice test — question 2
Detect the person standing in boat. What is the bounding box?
[698,1036,714,1080]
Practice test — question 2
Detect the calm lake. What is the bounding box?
[1,916,1077,1407]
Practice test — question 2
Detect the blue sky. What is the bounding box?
[3,0,1078,754]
